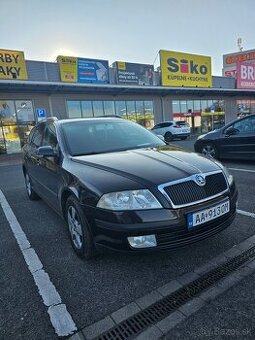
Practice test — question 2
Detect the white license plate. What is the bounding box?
[187,200,230,230]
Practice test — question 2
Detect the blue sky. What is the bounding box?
[1,0,254,75]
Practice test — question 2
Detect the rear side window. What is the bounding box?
[175,121,190,127]
[233,116,255,132]
[31,123,45,147]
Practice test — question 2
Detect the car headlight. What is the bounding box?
[215,161,233,186]
[97,189,162,210]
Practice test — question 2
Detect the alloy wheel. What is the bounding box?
[67,205,83,250]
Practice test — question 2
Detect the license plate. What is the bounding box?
[187,200,230,230]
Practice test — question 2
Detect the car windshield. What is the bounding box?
[61,119,165,156]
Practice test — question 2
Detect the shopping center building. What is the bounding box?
[0,48,255,154]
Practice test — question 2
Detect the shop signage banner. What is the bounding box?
[223,49,255,67]
[236,62,255,89]
[160,50,212,87]
[114,61,154,85]
[57,56,109,83]
[0,49,28,80]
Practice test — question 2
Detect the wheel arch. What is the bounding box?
[60,187,79,219]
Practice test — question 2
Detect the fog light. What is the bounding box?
[127,235,157,248]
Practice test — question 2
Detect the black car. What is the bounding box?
[22,117,237,259]
[194,114,255,160]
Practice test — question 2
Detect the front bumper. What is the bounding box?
[85,187,238,254]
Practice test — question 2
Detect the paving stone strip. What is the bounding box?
[69,234,255,340]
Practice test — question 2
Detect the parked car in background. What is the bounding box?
[22,117,237,259]
[151,121,191,142]
[194,114,255,160]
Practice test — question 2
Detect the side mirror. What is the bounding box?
[225,127,239,136]
[37,146,55,157]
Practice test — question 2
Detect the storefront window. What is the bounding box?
[126,101,136,122]
[180,101,187,114]
[0,99,35,154]
[172,99,225,134]
[15,101,34,123]
[81,101,93,117]
[67,101,82,118]
[115,101,127,118]
[103,101,115,116]
[0,100,16,124]
[66,100,154,127]
[236,100,255,117]
[92,101,104,116]
[144,101,154,128]
[172,101,180,114]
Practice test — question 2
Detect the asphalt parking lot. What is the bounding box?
[0,140,255,339]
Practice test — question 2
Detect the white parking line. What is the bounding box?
[237,209,255,219]
[228,167,255,173]
[0,190,77,337]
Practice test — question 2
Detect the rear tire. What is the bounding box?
[180,136,187,140]
[65,196,96,259]
[164,131,173,142]
[24,172,40,200]
[201,143,218,159]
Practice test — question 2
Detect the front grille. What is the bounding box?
[163,172,228,206]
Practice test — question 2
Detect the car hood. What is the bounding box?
[72,146,221,186]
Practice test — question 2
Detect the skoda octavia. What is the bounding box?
[22,117,237,259]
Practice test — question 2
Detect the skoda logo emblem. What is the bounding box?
[195,174,206,186]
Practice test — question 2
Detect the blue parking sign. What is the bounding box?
[36,108,46,118]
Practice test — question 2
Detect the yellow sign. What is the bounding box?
[117,61,126,70]
[160,50,212,87]
[0,49,28,80]
[57,56,77,82]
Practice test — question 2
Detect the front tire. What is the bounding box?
[201,142,218,159]
[24,172,39,200]
[65,196,96,259]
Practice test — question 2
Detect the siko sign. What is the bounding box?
[0,49,28,80]
[160,50,212,87]
[236,62,255,89]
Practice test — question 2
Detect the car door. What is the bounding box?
[220,115,255,159]
[23,122,46,193]
[35,123,63,210]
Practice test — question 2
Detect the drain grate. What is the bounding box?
[95,245,255,340]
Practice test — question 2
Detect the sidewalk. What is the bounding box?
[0,153,22,166]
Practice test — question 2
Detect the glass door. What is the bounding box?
[0,123,7,154]
[2,125,21,154]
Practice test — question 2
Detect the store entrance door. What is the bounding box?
[0,124,7,154]
[1,124,22,154]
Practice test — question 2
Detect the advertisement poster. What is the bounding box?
[15,100,34,122]
[58,56,109,83]
[0,100,16,123]
[113,61,155,85]
[160,50,212,87]
[0,49,28,80]
[236,62,255,89]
